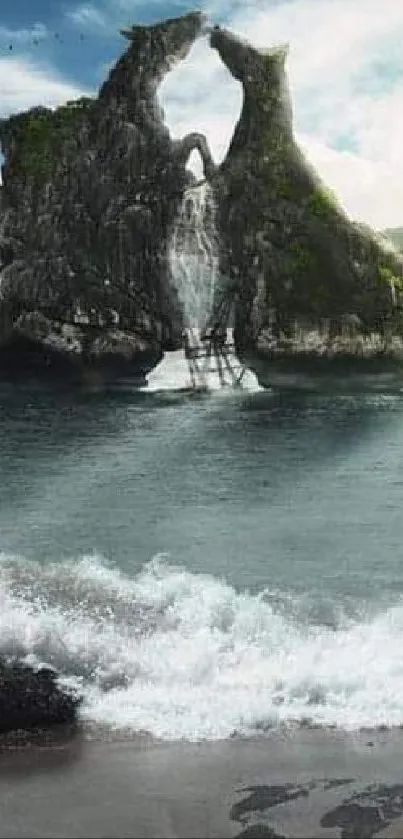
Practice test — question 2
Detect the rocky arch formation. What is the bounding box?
[0,12,402,381]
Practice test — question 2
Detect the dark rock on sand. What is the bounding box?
[0,659,81,734]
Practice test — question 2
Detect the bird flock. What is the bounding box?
[2,31,86,51]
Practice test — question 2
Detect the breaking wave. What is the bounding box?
[1,552,403,740]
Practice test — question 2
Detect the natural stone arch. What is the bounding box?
[157,32,243,179]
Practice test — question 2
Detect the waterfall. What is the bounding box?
[144,182,261,394]
[168,181,219,330]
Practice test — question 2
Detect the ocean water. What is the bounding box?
[2,378,403,740]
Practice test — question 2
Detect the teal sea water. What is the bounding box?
[1,381,403,739]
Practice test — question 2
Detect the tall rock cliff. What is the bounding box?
[2,13,403,385]
[0,12,215,377]
[209,26,403,377]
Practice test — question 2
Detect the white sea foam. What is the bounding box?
[144,330,262,394]
[0,553,402,740]
[143,349,196,392]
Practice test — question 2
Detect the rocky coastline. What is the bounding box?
[0,658,81,737]
[1,11,403,387]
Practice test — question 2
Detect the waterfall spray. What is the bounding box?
[169,181,219,330]
[144,181,261,393]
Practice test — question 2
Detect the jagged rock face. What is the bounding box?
[2,14,403,383]
[0,12,207,372]
[210,26,403,365]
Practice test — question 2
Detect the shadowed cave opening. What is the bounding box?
[158,33,243,178]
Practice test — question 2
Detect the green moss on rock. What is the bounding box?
[210,24,403,354]
[307,186,341,222]
[7,97,93,181]
[378,265,403,293]
[289,241,316,272]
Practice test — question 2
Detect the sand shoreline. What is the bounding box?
[1,726,403,837]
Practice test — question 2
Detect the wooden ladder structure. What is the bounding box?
[183,326,246,390]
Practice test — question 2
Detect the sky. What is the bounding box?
[0,0,403,229]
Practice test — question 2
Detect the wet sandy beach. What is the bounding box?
[2,727,403,837]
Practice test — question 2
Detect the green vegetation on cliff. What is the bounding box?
[289,241,317,272]
[378,265,403,293]
[210,24,403,351]
[307,185,342,222]
[5,97,93,181]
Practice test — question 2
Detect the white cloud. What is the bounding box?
[297,137,403,229]
[0,57,91,185]
[1,0,403,228]
[65,4,108,31]
[0,58,90,118]
[159,0,403,228]
[159,36,243,177]
[65,0,170,32]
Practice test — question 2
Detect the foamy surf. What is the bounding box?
[142,349,197,393]
[1,553,403,740]
[143,343,262,394]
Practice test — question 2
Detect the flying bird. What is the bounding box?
[2,28,88,51]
